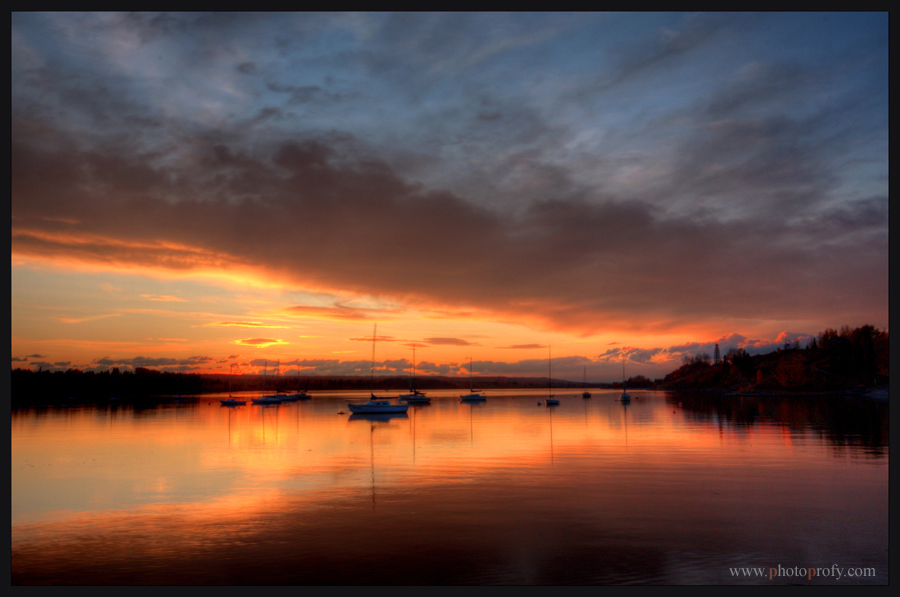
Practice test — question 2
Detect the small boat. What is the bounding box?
[252,395,283,405]
[220,365,246,406]
[546,346,559,406]
[348,397,410,414]
[347,325,409,414]
[402,391,430,404]
[399,346,430,404]
[279,362,311,400]
[620,354,630,402]
[252,362,283,404]
[460,357,487,401]
[582,366,591,399]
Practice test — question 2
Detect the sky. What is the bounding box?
[11,12,889,383]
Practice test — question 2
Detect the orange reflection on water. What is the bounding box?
[12,390,888,585]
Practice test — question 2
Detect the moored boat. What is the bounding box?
[347,325,409,414]
[459,357,487,401]
[399,346,430,404]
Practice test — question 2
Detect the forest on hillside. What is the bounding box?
[658,324,888,393]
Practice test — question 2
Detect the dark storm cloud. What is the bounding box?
[11,12,888,343]
[10,120,887,334]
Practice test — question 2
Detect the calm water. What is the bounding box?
[11,389,888,585]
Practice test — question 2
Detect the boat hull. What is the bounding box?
[460,394,487,402]
[252,396,283,405]
[347,399,409,414]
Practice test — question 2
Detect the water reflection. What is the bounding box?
[669,391,889,457]
[12,390,888,585]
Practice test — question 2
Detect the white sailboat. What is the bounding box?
[459,357,487,401]
[279,363,311,401]
[252,362,283,405]
[220,364,246,406]
[348,325,409,414]
[620,353,631,403]
[546,346,559,406]
[399,345,430,404]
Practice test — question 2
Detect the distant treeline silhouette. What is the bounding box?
[10,324,888,405]
[9,367,594,406]
[659,324,888,393]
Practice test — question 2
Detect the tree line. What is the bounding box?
[659,324,888,392]
[10,324,888,405]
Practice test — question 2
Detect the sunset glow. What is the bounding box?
[11,12,888,382]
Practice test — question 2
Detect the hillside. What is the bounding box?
[658,324,888,394]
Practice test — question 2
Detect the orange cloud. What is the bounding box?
[234,338,288,348]
[209,321,288,329]
[141,295,187,302]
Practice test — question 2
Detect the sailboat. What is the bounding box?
[582,366,591,399]
[279,363,311,401]
[399,346,430,404]
[220,364,246,406]
[459,357,487,401]
[620,353,631,403]
[545,346,559,406]
[252,362,283,404]
[348,325,410,414]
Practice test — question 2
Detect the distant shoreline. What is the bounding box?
[9,366,887,407]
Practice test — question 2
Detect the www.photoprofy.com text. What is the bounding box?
[729,564,876,581]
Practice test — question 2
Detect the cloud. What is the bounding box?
[234,338,287,348]
[423,337,479,346]
[79,355,217,372]
[10,12,888,357]
[498,344,545,350]
[142,294,187,302]
[10,126,887,337]
[209,321,287,329]
[284,304,385,321]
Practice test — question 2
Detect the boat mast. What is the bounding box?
[370,324,377,397]
[412,346,416,391]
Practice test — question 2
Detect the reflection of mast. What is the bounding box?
[549,403,555,464]
[369,421,376,510]
[470,403,474,447]
[622,401,629,449]
[349,413,406,509]
[260,403,280,446]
